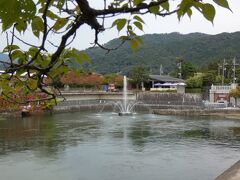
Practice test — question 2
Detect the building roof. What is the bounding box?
[149,75,185,83]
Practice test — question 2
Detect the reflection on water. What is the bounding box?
[0,112,240,180]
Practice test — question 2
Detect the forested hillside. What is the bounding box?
[85,32,240,74]
[0,54,8,70]
[1,32,240,74]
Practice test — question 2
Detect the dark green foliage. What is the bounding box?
[186,73,203,88]
[182,61,196,79]
[85,32,240,74]
[236,67,240,83]
[128,65,149,89]
[202,72,215,86]
[51,75,64,88]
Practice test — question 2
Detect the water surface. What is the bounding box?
[0,112,240,180]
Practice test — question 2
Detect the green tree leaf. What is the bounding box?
[46,10,59,20]
[115,19,127,32]
[133,0,143,6]
[56,0,65,10]
[39,8,59,20]
[133,15,145,24]
[28,47,39,57]
[135,36,144,45]
[213,0,231,10]
[187,9,192,18]
[0,0,36,31]
[78,52,91,64]
[161,1,169,11]
[52,18,68,31]
[32,16,44,37]
[130,39,138,52]
[119,35,131,41]
[202,3,216,23]
[3,45,20,52]
[177,9,183,21]
[179,0,193,15]
[112,19,128,32]
[11,50,25,60]
[28,79,38,90]
[16,19,28,33]
[149,5,160,14]
[133,21,143,31]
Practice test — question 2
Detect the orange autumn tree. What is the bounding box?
[60,71,104,89]
[103,74,123,88]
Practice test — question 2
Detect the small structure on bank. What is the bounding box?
[209,83,237,106]
[149,75,185,93]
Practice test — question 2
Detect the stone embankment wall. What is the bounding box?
[54,92,136,112]
[53,99,113,113]
[54,92,204,113]
[58,92,136,101]
[136,92,203,108]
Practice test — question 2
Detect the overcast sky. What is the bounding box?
[0,1,240,52]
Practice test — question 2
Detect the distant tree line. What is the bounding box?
[48,71,123,90]
[171,58,240,89]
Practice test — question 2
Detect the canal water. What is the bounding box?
[0,112,240,180]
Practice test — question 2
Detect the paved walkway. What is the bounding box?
[216,161,240,180]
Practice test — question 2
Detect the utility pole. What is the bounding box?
[233,57,236,83]
[178,61,182,79]
[218,63,221,76]
[176,57,182,79]
[222,59,226,85]
[159,64,163,75]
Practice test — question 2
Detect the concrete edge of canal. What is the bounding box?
[152,109,240,119]
[215,160,240,180]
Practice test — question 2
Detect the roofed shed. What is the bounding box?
[149,75,185,93]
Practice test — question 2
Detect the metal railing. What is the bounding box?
[203,101,227,109]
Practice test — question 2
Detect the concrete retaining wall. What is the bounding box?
[58,92,136,101]
[136,92,203,106]
[54,92,204,113]
[153,108,240,117]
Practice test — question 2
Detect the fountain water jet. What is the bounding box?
[99,76,140,115]
[118,76,133,116]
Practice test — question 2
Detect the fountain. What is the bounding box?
[118,76,133,116]
[99,75,140,115]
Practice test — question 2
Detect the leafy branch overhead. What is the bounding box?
[0,0,231,101]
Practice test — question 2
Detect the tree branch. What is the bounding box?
[46,16,84,71]
[94,0,170,16]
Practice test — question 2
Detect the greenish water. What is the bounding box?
[0,112,240,180]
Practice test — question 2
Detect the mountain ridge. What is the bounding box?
[1,32,240,74]
[85,31,240,74]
